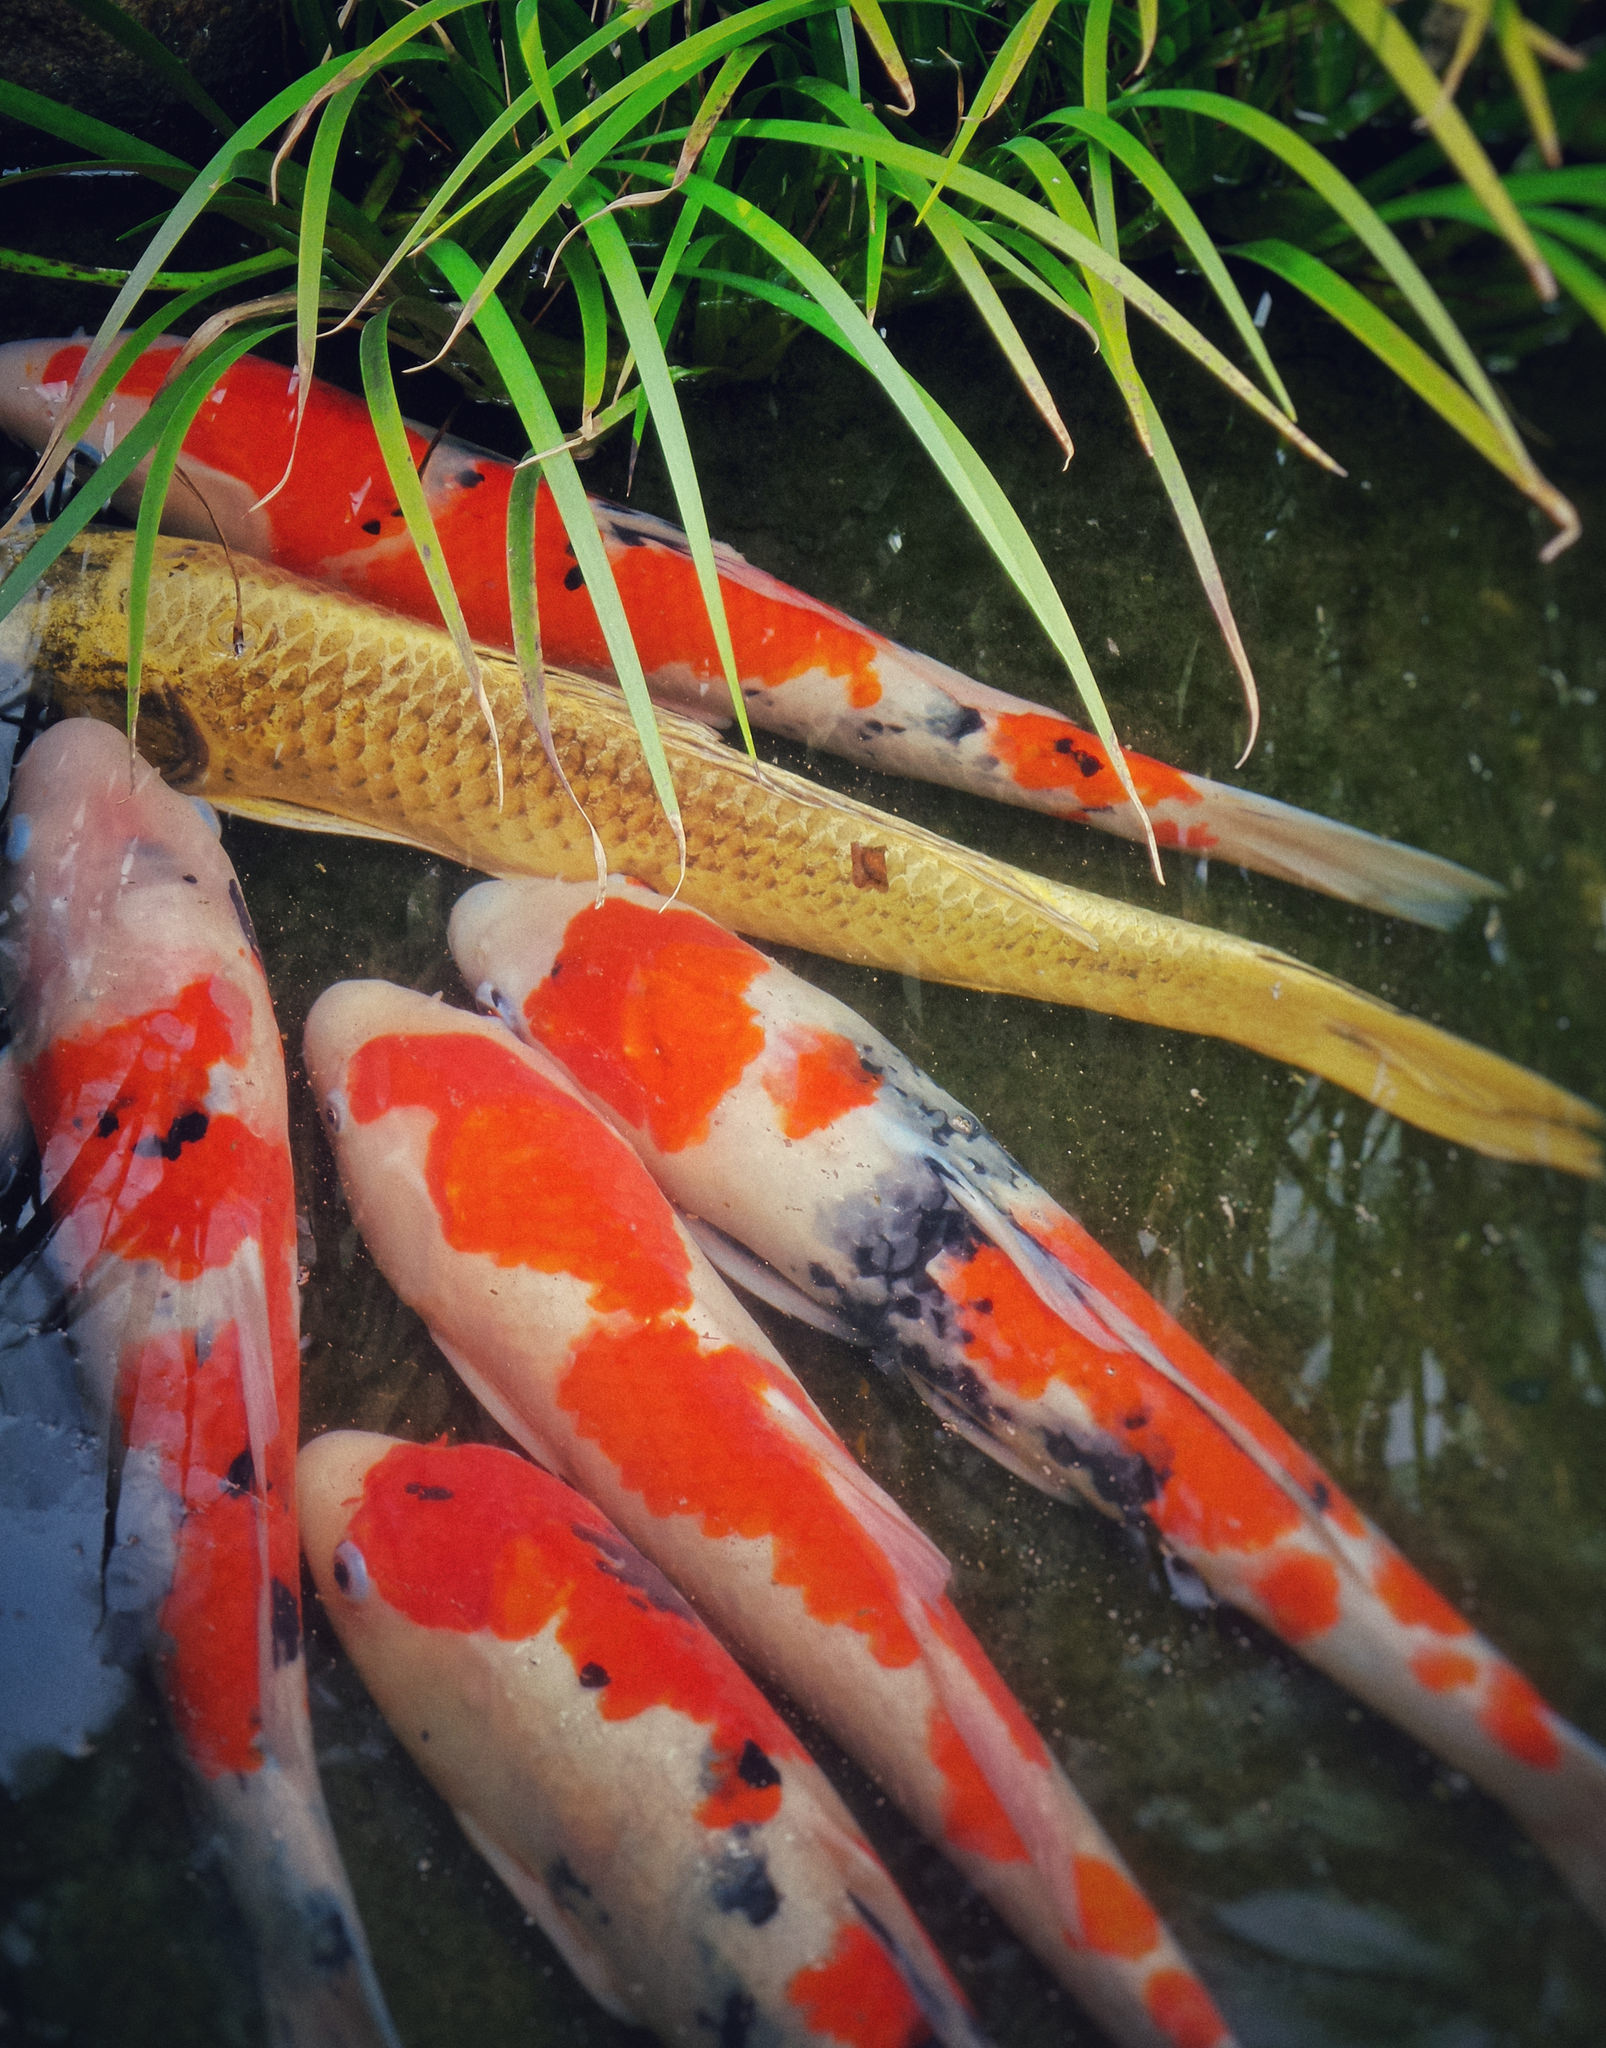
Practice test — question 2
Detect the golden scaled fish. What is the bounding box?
[4,528,1599,1179]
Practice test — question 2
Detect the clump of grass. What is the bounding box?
[0,0,1599,835]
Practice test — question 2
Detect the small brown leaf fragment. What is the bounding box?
[851,843,889,891]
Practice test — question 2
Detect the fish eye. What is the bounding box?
[476,981,518,1031]
[323,1089,347,1136]
[332,1540,371,1600]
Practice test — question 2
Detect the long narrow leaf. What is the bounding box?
[126,320,290,741]
[427,237,686,866]
[359,304,505,804]
[1320,0,1556,298]
[847,0,914,112]
[915,0,1059,222]
[1493,0,1560,167]
[580,198,753,751]
[507,456,607,886]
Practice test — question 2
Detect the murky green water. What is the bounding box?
[2,243,1603,2047]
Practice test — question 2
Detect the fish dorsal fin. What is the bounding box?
[681,1216,863,1344]
[932,1158,1376,1590]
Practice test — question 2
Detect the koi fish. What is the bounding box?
[300,1428,990,2048]
[448,874,1606,1936]
[0,334,1496,930]
[0,719,399,2048]
[302,977,1236,2048]
[7,528,1599,1176]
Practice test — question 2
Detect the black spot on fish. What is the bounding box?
[137,1108,209,1161]
[548,1857,601,1915]
[697,1990,756,2048]
[578,1662,610,1689]
[96,1108,120,1139]
[808,1261,836,1291]
[271,1577,301,1667]
[304,1892,356,1972]
[709,1833,780,1925]
[404,1482,453,1501]
[1124,1408,1149,1432]
[971,1297,993,1315]
[229,879,263,964]
[736,1740,779,1790]
[1040,1429,1159,1523]
[563,564,584,592]
[572,1521,696,1620]
[456,468,484,489]
[1311,1479,1331,1511]
[361,519,382,535]
[182,873,198,885]
[941,704,985,742]
[225,1448,256,1495]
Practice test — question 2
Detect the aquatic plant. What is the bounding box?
[0,0,1600,829]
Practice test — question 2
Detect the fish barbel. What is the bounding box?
[4,527,1598,1176]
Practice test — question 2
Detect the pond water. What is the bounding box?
[1,222,1603,2048]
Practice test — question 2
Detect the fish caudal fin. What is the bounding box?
[1102,774,1503,931]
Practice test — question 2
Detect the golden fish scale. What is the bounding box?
[19,530,1601,1177]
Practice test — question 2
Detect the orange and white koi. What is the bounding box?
[0,719,398,2048]
[300,1429,989,2048]
[449,875,1606,1936]
[303,977,1236,2048]
[0,336,1496,929]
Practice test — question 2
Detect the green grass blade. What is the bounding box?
[922,196,1074,463]
[580,198,753,751]
[1135,0,1160,76]
[359,302,505,806]
[1531,233,1606,336]
[847,0,914,112]
[272,77,366,510]
[628,159,1160,868]
[0,247,289,290]
[1128,91,1544,481]
[1044,108,1295,414]
[561,236,610,422]
[426,237,685,865]
[835,6,862,98]
[727,103,1342,473]
[514,0,572,158]
[125,319,290,742]
[1520,208,1606,264]
[1230,236,1579,551]
[1493,0,1560,167]
[0,77,192,169]
[507,455,608,887]
[1319,0,1556,299]
[915,0,1059,223]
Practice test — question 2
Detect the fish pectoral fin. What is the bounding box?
[453,1811,638,2026]
[210,796,426,848]
[681,1217,863,1344]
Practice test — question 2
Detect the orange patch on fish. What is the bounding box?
[525,897,766,1153]
[347,1440,804,1823]
[557,1318,922,1671]
[1411,1647,1480,1694]
[763,1027,881,1140]
[1146,1968,1231,2048]
[1252,1552,1341,1643]
[21,975,291,1285]
[943,1243,1310,1557]
[1480,1664,1562,1770]
[345,1030,693,1319]
[988,711,1201,811]
[1073,1855,1160,1960]
[122,1324,266,1778]
[925,1707,1029,1863]
[1373,1551,1473,1637]
[786,1921,935,2048]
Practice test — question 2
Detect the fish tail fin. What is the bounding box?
[1138,775,1503,930]
[210,1741,402,2048]
[914,1598,1235,2048]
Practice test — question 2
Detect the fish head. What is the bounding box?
[1,718,264,1065]
[298,1429,392,1625]
[447,876,652,1023]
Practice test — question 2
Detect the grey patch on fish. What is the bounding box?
[1037,1425,1159,1525]
[932,703,985,744]
[271,1576,301,1667]
[1164,1553,1216,1611]
[548,1855,604,1918]
[228,877,263,964]
[708,1829,780,1926]
[302,1888,357,1972]
[571,1519,698,1622]
[696,1987,759,2048]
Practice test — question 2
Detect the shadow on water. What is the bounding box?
[1,206,1603,2048]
